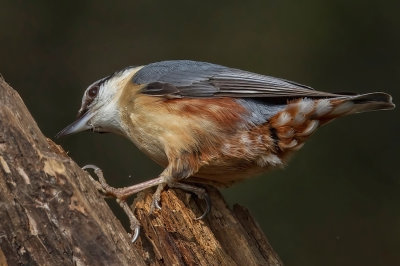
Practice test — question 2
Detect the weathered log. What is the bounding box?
[0,76,282,265]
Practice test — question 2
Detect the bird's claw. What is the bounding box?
[164,182,211,220]
[153,198,162,210]
[82,164,109,194]
[83,164,142,243]
[150,196,162,212]
[150,183,165,212]
[194,191,211,220]
[131,226,140,243]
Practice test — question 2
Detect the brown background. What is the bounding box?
[1,1,399,265]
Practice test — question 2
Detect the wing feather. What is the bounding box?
[133,60,339,99]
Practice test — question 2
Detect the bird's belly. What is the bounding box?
[193,159,270,187]
[125,117,282,185]
[190,126,290,186]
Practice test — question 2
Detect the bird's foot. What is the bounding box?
[82,164,211,243]
[82,164,140,242]
[151,181,211,220]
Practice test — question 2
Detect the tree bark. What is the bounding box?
[0,76,282,265]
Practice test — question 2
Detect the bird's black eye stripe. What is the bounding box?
[87,85,99,98]
[77,84,100,118]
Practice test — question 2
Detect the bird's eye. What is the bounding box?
[88,86,99,98]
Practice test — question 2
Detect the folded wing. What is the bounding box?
[133,60,339,99]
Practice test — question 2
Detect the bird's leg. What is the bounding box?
[83,164,165,199]
[142,181,211,219]
[82,164,211,242]
[149,163,211,218]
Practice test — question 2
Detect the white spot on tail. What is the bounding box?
[293,113,306,125]
[315,99,332,116]
[257,154,282,167]
[293,99,314,125]
[275,112,291,126]
[297,120,319,136]
[279,139,298,149]
[297,99,315,114]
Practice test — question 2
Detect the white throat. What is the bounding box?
[92,67,140,134]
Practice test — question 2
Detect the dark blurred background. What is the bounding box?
[1,1,399,265]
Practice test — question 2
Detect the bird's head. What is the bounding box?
[56,67,136,138]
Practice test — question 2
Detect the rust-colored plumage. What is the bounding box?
[57,60,395,241]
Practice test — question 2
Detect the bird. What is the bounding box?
[56,60,395,242]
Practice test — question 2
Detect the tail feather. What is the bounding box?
[268,92,394,153]
[345,92,395,113]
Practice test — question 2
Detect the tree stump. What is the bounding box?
[0,76,282,265]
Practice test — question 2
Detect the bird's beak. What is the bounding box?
[56,111,94,138]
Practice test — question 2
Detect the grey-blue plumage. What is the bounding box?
[235,99,286,125]
[132,60,340,99]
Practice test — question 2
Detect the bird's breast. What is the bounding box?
[119,94,253,165]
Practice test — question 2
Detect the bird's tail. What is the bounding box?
[336,92,395,114]
[268,92,394,153]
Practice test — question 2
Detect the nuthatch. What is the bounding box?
[57,60,395,242]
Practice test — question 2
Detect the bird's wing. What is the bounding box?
[133,60,338,99]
